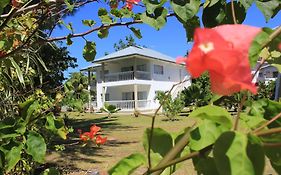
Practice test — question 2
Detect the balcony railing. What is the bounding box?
[104,71,151,82]
[105,100,151,109]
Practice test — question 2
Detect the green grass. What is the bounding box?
[46,112,276,175]
[46,112,196,174]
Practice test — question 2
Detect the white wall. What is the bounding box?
[93,56,191,110]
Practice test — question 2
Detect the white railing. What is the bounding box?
[135,71,151,80]
[104,71,151,82]
[105,100,151,109]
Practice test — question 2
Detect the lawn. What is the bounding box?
[46,112,276,175]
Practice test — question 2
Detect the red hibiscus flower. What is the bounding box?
[177,24,261,95]
[80,132,93,141]
[96,135,107,145]
[90,125,101,135]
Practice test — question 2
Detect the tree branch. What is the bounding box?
[46,13,176,42]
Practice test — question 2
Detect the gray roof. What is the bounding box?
[80,63,101,71]
[94,46,176,63]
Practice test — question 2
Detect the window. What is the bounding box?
[154,64,164,74]
[121,66,133,72]
[105,93,110,101]
[137,64,146,71]
[122,92,134,100]
[138,91,147,100]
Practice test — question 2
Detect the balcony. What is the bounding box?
[105,100,151,110]
[104,71,151,82]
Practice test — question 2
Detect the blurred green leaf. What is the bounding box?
[171,0,200,22]
[256,0,280,22]
[140,7,168,30]
[26,131,46,163]
[213,131,256,175]
[143,128,173,157]
[83,41,96,62]
[108,153,146,175]
[129,27,142,39]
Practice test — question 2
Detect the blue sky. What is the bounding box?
[51,3,281,76]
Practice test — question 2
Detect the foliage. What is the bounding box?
[182,73,212,107]
[0,90,68,174]
[63,72,89,112]
[155,91,185,120]
[100,103,121,117]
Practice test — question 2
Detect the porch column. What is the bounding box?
[87,70,91,111]
[134,57,137,80]
[101,63,105,106]
[134,84,138,110]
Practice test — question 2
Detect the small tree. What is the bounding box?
[100,103,121,118]
[155,92,185,121]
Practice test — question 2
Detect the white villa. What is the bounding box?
[81,46,191,111]
[252,62,279,84]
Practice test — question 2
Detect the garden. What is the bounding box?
[0,0,281,175]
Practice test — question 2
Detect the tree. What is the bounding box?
[63,72,89,111]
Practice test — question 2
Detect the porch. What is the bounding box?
[105,100,151,110]
[99,84,155,111]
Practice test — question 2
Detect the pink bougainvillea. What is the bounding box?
[177,24,261,95]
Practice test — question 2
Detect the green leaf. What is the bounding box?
[256,0,280,22]
[239,0,254,10]
[129,27,142,39]
[98,8,112,24]
[240,113,267,130]
[0,0,9,15]
[170,0,200,22]
[143,128,173,157]
[181,16,200,42]
[108,153,146,175]
[193,156,219,175]
[110,9,122,18]
[204,0,220,7]
[45,114,68,139]
[83,41,96,62]
[26,131,46,163]
[40,167,60,175]
[24,101,40,124]
[140,7,168,31]
[264,145,281,174]
[19,98,35,119]
[10,58,25,87]
[66,34,73,45]
[224,2,246,24]
[5,144,23,172]
[189,105,233,128]
[189,120,228,151]
[213,131,255,175]
[143,0,167,14]
[246,135,265,175]
[98,28,109,39]
[120,8,134,18]
[82,20,95,27]
[202,1,226,27]
[249,28,271,67]
[64,0,74,11]
[202,1,246,27]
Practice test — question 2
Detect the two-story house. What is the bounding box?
[81,46,191,111]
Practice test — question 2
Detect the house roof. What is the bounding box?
[80,63,101,71]
[93,46,177,64]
